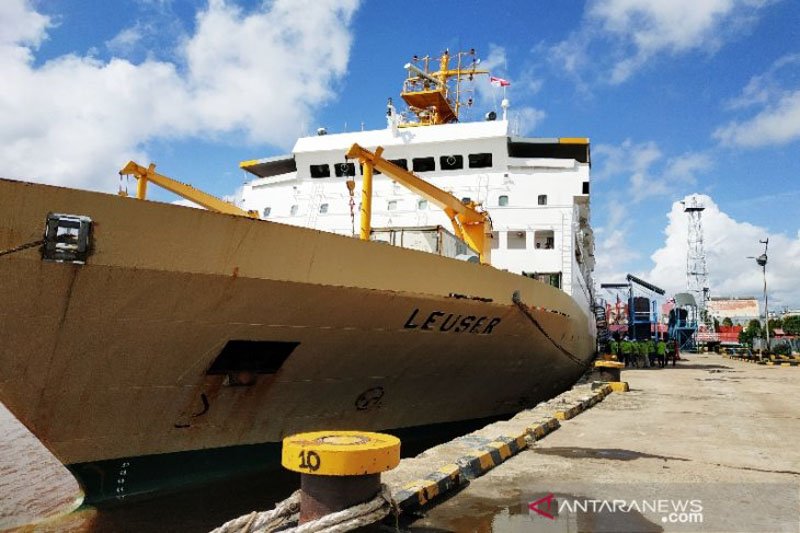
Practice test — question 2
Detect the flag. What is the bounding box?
[490,76,510,87]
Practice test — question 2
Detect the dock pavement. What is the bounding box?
[408,353,800,532]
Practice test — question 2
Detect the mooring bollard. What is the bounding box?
[593,360,624,382]
[281,430,401,524]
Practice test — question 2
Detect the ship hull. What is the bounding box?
[68,415,501,503]
[0,178,595,502]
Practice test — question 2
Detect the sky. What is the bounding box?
[2,0,799,310]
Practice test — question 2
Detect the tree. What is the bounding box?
[722,317,733,327]
[738,319,762,346]
[781,315,800,335]
[713,318,720,332]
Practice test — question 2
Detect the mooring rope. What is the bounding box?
[0,239,44,258]
[511,290,588,369]
[209,484,397,533]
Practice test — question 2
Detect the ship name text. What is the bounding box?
[403,309,501,334]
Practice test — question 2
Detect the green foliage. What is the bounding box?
[738,319,763,346]
[713,318,720,332]
[722,317,733,327]
[782,315,800,335]
[768,318,783,331]
[773,343,791,355]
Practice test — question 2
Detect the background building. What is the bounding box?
[707,297,760,325]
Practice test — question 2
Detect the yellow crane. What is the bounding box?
[345,143,493,265]
[118,161,259,219]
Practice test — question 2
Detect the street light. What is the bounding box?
[748,238,769,354]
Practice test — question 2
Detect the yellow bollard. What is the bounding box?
[282,431,400,524]
[593,360,624,382]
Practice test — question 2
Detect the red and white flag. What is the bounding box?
[490,76,510,87]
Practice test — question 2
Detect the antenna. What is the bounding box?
[681,195,711,329]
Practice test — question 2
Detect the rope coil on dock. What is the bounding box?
[208,484,397,533]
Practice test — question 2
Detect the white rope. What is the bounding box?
[210,484,397,533]
[209,491,300,533]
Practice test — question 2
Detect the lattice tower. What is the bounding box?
[682,195,710,325]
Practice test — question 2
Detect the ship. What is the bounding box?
[0,50,596,503]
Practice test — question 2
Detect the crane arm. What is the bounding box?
[119,161,259,219]
[345,143,492,264]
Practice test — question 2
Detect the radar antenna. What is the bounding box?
[400,49,488,126]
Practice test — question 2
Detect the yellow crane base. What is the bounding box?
[281,430,401,476]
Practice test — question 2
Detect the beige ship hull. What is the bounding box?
[0,177,594,482]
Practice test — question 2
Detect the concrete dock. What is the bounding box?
[407,354,800,532]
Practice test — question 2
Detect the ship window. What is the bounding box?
[440,154,463,170]
[290,205,299,216]
[366,159,407,176]
[498,195,509,206]
[538,194,548,205]
[310,164,330,178]
[319,203,329,214]
[582,181,590,194]
[507,230,527,250]
[461,197,471,204]
[491,231,500,249]
[535,230,555,249]
[263,207,271,217]
[207,340,299,375]
[412,157,436,172]
[387,200,398,211]
[417,199,427,210]
[335,162,355,177]
[468,153,492,168]
[390,158,408,170]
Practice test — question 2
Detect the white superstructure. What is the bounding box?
[238,118,596,319]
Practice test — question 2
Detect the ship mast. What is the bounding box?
[400,49,488,126]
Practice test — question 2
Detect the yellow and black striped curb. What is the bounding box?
[724,355,799,366]
[391,383,616,512]
[393,463,461,508]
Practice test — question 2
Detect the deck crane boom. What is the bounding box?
[345,143,493,265]
[118,161,259,219]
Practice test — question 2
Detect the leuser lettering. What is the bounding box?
[403,309,501,334]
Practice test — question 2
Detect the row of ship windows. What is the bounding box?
[261,194,549,217]
[493,230,556,250]
[309,153,493,178]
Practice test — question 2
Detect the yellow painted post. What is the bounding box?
[359,147,382,241]
[136,174,148,199]
[360,161,372,240]
[282,430,400,524]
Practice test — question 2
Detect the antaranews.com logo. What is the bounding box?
[521,482,798,532]
[529,492,704,524]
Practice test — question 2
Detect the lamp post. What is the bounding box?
[755,239,769,354]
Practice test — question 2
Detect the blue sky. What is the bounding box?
[3,0,799,308]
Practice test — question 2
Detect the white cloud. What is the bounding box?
[0,0,360,191]
[714,54,800,147]
[662,152,713,184]
[105,26,145,56]
[0,0,51,47]
[725,53,800,110]
[647,195,800,308]
[592,201,643,284]
[593,139,661,181]
[551,0,774,84]
[593,139,711,201]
